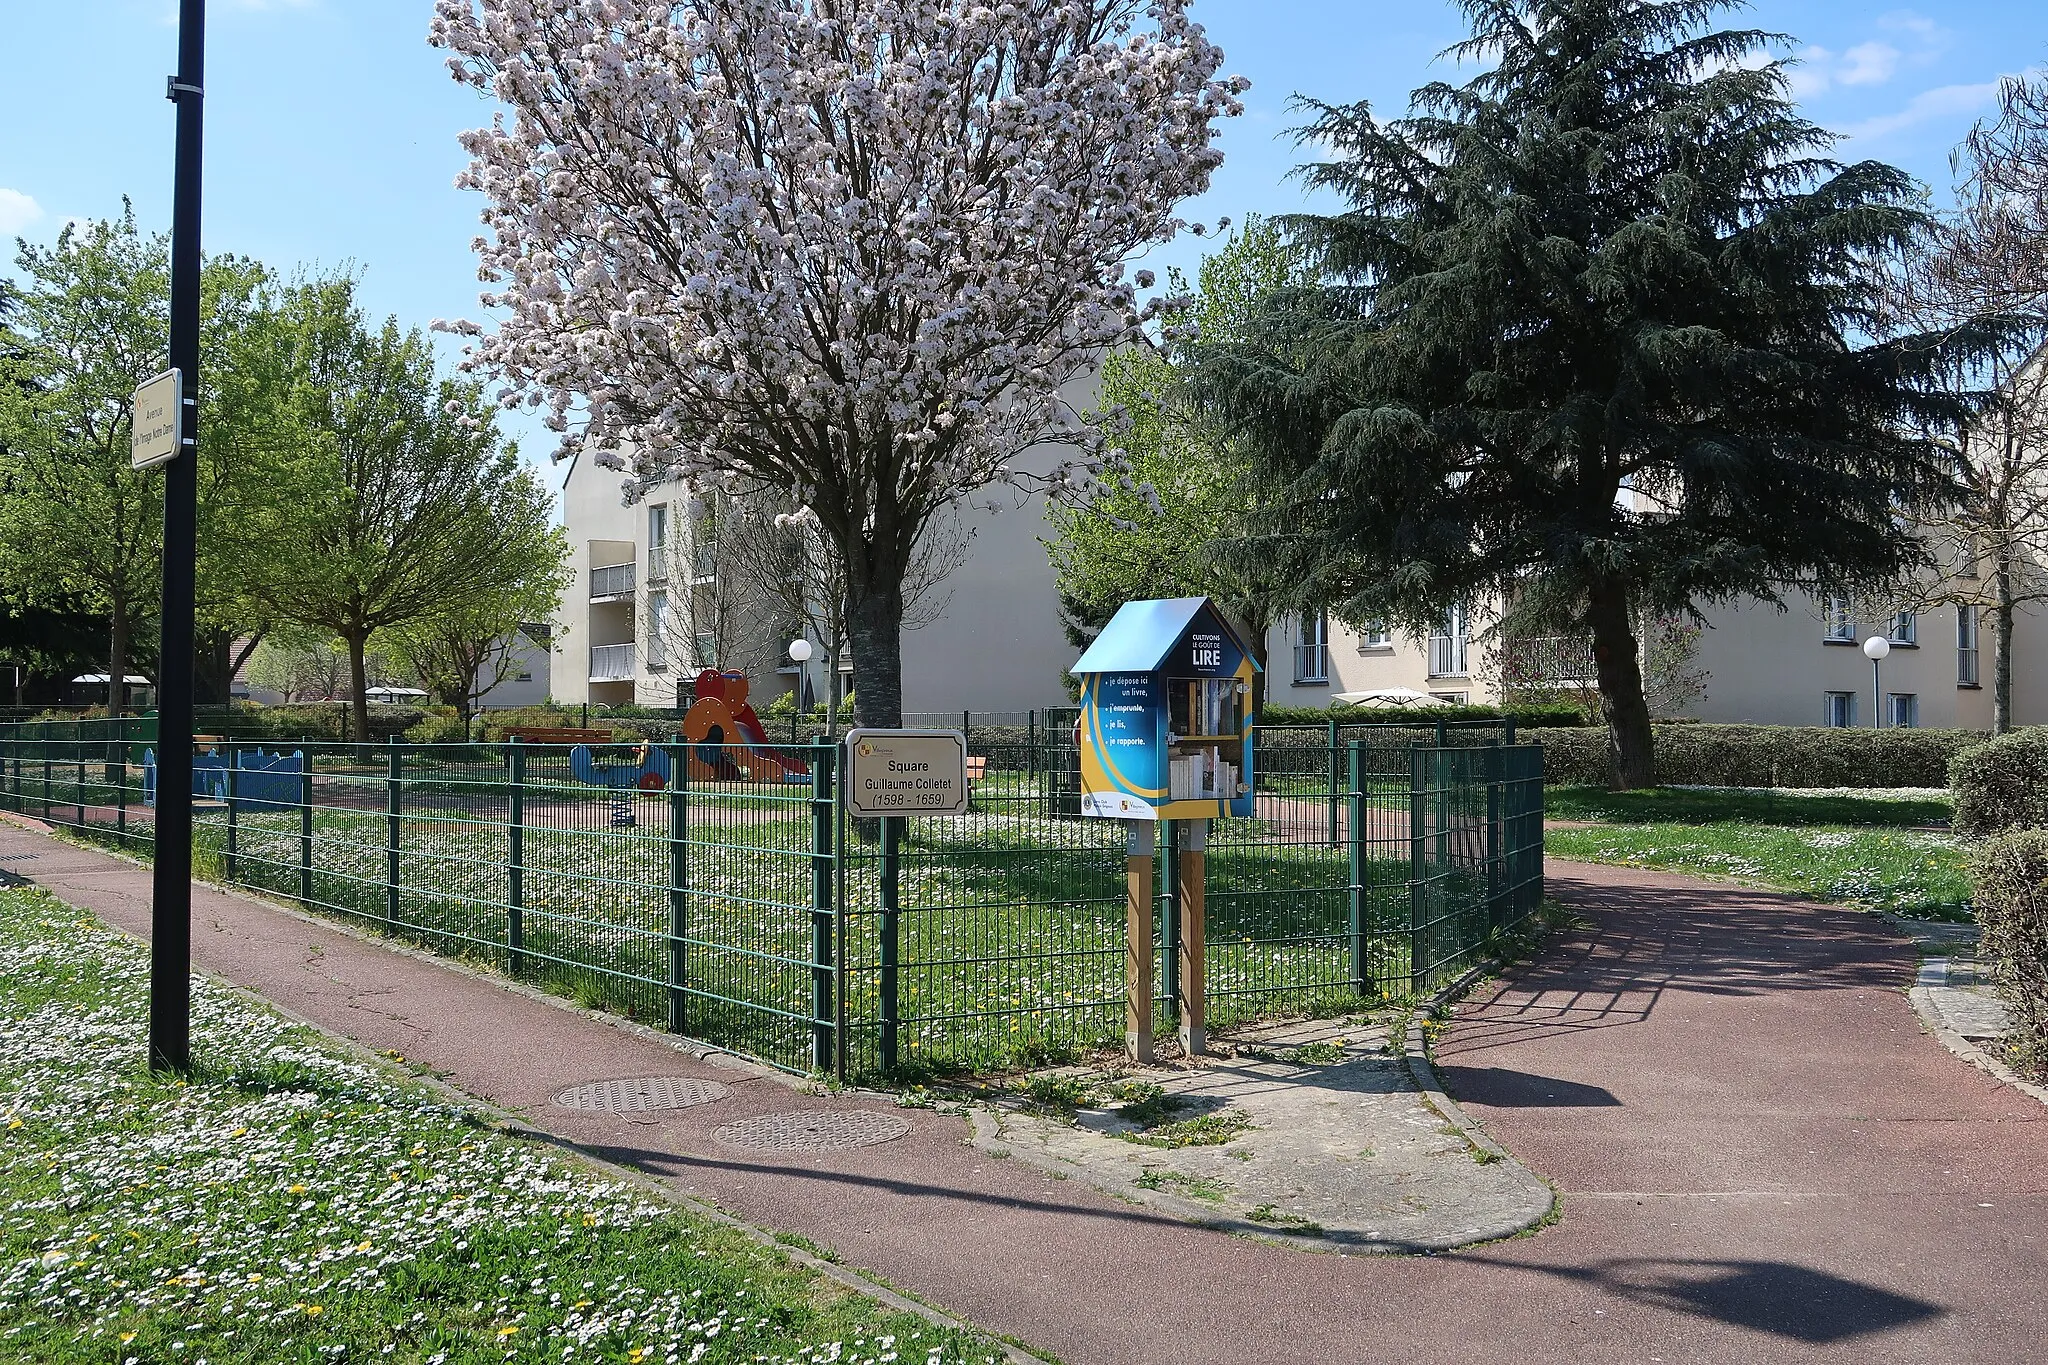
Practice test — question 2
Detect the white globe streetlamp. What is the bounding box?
[787,638,823,739]
[788,638,813,664]
[1862,635,1890,729]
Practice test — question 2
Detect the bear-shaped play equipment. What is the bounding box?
[680,669,811,784]
[569,740,672,827]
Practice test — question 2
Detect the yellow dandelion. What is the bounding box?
[231,1126,249,1137]
[120,1332,137,1344]
[5,1119,21,1130]
[355,1241,373,1254]
[496,1325,519,1338]
[571,1299,593,1310]
[287,1184,307,1195]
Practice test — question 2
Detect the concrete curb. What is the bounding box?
[6,836,1041,1365]
[1908,985,2048,1111]
[1400,962,1559,1237]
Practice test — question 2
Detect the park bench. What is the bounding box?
[966,755,987,788]
[501,726,615,745]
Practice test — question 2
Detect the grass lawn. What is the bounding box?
[0,887,997,1365]
[1545,786,1970,919]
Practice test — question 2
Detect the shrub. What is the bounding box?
[1529,723,1985,789]
[1970,829,2048,1078]
[1948,728,2048,839]
[404,707,471,745]
[1258,701,1588,728]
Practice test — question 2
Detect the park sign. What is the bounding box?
[130,368,184,471]
[844,728,968,818]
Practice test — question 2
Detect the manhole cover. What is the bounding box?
[712,1110,909,1152]
[550,1076,730,1113]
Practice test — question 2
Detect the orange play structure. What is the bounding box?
[679,669,812,783]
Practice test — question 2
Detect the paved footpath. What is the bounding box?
[5,820,2044,1364]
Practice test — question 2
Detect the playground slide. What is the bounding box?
[729,707,812,781]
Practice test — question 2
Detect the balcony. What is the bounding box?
[1428,635,1468,678]
[589,644,634,682]
[1292,643,1329,685]
[590,562,636,602]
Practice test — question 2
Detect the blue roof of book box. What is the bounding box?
[1068,596,1261,675]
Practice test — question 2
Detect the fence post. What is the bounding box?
[224,742,239,883]
[1503,715,1517,747]
[880,813,901,1071]
[298,759,314,906]
[1177,820,1207,1057]
[666,743,688,1035]
[1348,740,1368,995]
[384,737,401,931]
[43,743,53,822]
[1486,741,1504,934]
[1409,745,1427,997]
[115,717,129,838]
[809,746,837,1076]
[507,738,525,976]
[1327,717,1341,847]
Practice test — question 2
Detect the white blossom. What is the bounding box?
[428,0,1243,689]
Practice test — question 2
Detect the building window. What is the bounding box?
[1294,613,1330,684]
[1429,605,1468,677]
[1359,621,1391,650]
[648,504,669,580]
[1824,597,1855,642]
[647,590,669,670]
[1824,691,1857,728]
[1888,611,1916,645]
[694,632,719,669]
[1958,606,1979,686]
[514,670,534,683]
[1888,693,1919,728]
[1431,691,1469,706]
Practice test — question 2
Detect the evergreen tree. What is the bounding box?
[1195,0,1991,787]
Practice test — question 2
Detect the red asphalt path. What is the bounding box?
[4,822,2043,1364]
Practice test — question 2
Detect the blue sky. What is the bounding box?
[3,0,2042,477]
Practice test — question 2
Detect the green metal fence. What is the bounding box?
[0,717,1543,1080]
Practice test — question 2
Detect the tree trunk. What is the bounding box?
[344,628,372,744]
[107,600,129,721]
[194,630,233,705]
[845,579,906,730]
[1585,579,1656,790]
[1994,562,2016,735]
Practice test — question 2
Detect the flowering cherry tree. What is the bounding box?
[430,0,1245,725]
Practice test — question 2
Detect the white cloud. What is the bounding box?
[1840,80,2000,142]
[1839,42,1902,88]
[0,188,43,235]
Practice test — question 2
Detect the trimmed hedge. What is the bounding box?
[1948,728,2048,839]
[1529,723,1987,789]
[1970,830,2048,1077]
[1260,702,1589,728]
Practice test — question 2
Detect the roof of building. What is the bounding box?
[1069,596,1261,675]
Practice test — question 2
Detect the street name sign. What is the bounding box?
[844,728,969,818]
[130,368,184,471]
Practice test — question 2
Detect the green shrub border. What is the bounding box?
[1969,830,2048,1078]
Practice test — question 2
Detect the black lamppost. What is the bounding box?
[150,0,206,1074]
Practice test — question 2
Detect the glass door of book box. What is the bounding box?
[1167,678,1245,802]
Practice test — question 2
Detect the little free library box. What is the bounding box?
[1072,596,1261,821]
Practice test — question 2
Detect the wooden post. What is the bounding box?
[1125,821,1155,1062]
[1178,818,1207,1056]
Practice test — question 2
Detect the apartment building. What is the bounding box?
[553,444,1083,717]
[1266,591,2044,728]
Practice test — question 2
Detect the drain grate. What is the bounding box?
[712,1110,909,1152]
[551,1076,730,1113]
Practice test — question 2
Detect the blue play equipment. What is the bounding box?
[144,747,303,808]
[569,742,672,828]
